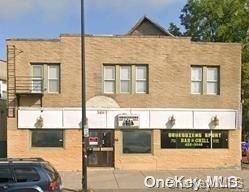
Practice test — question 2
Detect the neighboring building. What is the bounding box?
[6,17,241,171]
[0,59,7,157]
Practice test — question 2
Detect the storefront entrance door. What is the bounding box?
[88,130,114,167]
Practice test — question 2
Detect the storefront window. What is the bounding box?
[161,130,228,149]
[31,130,64,148]
[123,130,151,153]
[212,130,228,148]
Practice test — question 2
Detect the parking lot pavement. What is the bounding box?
[60,166,249,192]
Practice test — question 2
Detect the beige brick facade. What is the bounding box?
[6,23,241,171]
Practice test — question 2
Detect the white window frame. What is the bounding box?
[48,65,60,94]
[120,66,131,94]
[136,66,147,93]
[191,66,203,95]
[104,65,116,94]
[32,65,43,93]
[206,67,219,95]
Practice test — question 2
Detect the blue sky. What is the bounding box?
[0,0,187,59]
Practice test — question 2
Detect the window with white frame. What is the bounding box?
[103,64,148,94]
[207,67,218,95]
[191,66,219,95]
[136,66,147,93]
[32,65,43,93]
[120,66,131,93]
[31,64,60,94]
[48,65,60,93]
[104,66,115,93]
[191,67,203,94]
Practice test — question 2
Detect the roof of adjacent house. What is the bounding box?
[127,16,174,37]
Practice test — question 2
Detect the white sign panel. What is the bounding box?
[117,114,139,128]
[18,108,237,130]
[63,109,82,128]
[150,111,193,129]
[18,109,62,129]
[194,111,236,129]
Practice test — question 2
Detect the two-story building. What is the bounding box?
[0,59,7,157]
[6,17,241,171]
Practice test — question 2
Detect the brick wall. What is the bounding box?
[6,35,241,171]
[114,129,241,170]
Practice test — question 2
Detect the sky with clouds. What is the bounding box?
[0,0,187,59]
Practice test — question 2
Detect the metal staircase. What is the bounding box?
[7,45,16,118]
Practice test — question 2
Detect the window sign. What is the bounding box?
[89,137,99,145]
[161,130,228,149]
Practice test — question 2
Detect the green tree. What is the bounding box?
[168,22,182,36]
[179,0,249,137]
[180,0,249,42]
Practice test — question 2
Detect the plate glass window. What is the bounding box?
[48,65,59,93]
[31,130,64,148]
[123,130,151,153]
[120,66,131,93]
[136,66,147,93]
[191,67,202,94]
[207,67,218,95]
[104,66,115,93]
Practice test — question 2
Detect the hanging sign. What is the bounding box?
[117,114,139,128]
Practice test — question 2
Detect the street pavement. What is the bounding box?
[60,162,249,192]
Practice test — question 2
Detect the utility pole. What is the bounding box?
[81,0,88,191]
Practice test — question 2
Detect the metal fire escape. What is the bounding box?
[7,45,16,118]
[7,45,43,118]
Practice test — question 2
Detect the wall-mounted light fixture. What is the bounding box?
[169,115,176,126]
[211,115,219,127]
[35,115,44,128]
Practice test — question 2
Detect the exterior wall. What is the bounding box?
[7,118,82,171]
[7,36,241,109]
[0,60,7,157]
[6,35,241,171]
[0,98,7,158]
[0,60,7,81]
[115,129,241,170]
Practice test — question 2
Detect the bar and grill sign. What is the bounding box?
[117,114,139,128]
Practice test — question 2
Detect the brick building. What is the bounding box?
[6,17,241,171]
[0,59,7,157]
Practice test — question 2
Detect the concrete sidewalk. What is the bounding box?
[60,166,249,192]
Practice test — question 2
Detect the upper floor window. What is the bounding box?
[206,67,218,95]
[104,64,148,94]
[104,66,115,93]
[32,65,43,93]
[120,66,131,93]
[31,64,60,94]
[191,66,219,95]
[136,66,147,93]
[48,65,60,93]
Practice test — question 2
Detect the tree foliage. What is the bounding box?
[180,0,249,42]
[168,22,183,36]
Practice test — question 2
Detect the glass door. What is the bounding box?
[88,130,114,167]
